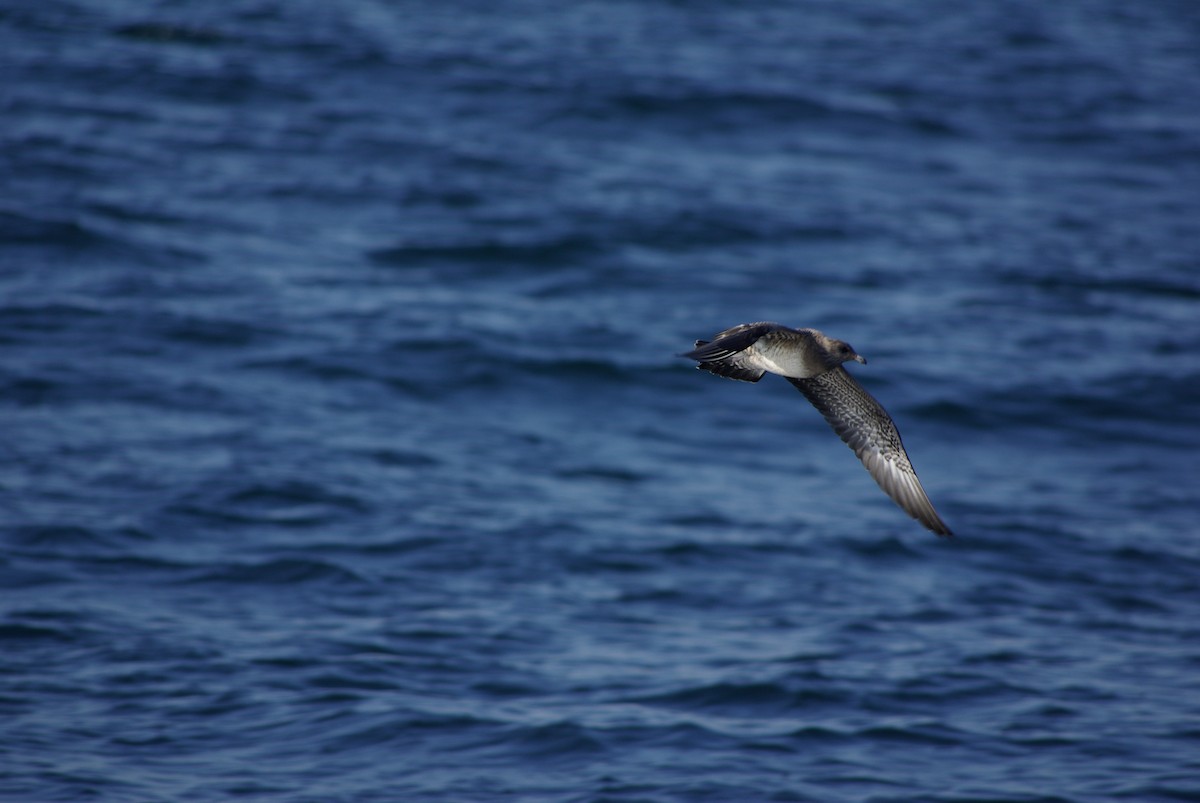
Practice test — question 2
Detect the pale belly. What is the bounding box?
[746,345,823,378]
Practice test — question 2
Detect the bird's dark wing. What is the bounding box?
[679,322,787,383]
[787,367,952,537]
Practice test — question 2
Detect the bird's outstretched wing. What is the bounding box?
[788,368,953,537]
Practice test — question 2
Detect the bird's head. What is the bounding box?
[831,338,867,366]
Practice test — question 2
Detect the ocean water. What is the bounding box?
[3,1,1200,800]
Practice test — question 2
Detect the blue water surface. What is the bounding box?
[3,1,1200,801]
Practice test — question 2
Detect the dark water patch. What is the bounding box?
[509,356,640,383]
[843,534,924,560]
[504,720,608,762]
[2,368,135,409]
[614,586,689,606]
[321,712,501,754]
[653,512,739,531]
[605,86,965,141]
[307,671,401,694]
[1106,545,1200,575]
[565,550,659,575]
[246,352,392,387]
[250,653,322,671]
[963,648,1033,667]
[1095,592,1170,615]
[0,308,247,405]
[997,269,1200,301]
[0,210,114,248]
[629,207,860,252]
[113,22,230,47]
[368,234,601,270]
[324,638,413,661]
[470,679,546,699]
[567,539,780,579]
[227,481,369,515]
[908,399,994,430]
[1118,782,1200,803]
[930,795,1077,803]
[155,312,270,349]
[170,479,372,529]
[919,372,1200,444]
[0,558,71,589]
[188,558,367,588]
[0,364,199,410]
[362,448,440,469]
[0,209,200,268]
[0,301,108,337]
[856,722,964,747]
[302,535,447,560]
[0,622,76,643]
[6,524,109,550]
[4,532,199,583]
[82,200,188,228]
[633,681,850,716]
[44,39,316,108]
[246,342,492,398]
[889,674,1034,707]
[368,206,860,281]
[557,465,648,484]
[38,554,200,588]
[297,691,369,709]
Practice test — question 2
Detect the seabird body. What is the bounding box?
[681,322,953,537]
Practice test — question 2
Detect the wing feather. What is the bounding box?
[679,322,787,383]
[787,368,952,537]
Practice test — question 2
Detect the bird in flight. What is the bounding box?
[681,322,953,537]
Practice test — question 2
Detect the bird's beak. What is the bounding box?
[854,354,867,364]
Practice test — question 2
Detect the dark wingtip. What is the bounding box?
[927,518,954,538]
